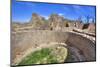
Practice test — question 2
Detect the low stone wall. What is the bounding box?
[11,30,95,65]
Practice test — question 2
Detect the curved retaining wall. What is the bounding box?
[11,30,95,65]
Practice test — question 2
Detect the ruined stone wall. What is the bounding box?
[88,23,95,33]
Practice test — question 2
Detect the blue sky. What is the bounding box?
[12,0,96,23]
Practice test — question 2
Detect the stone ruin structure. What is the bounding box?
[12,13,95,33]
[48,14,65,31]
[11,13,96,65]
[87,23,95,33]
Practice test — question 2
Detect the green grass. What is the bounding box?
[18,46,69,65]
[18,48,58,65]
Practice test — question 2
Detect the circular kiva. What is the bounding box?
[11,30,95,65]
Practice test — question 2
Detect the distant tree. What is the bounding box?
[85,16,95,23]
[86,16,90,23]
[92,17,95,23]
[77,16,82,23]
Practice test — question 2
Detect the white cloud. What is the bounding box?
[43,15,49,20]
[73,5,81,9]
[58,13,64,16]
